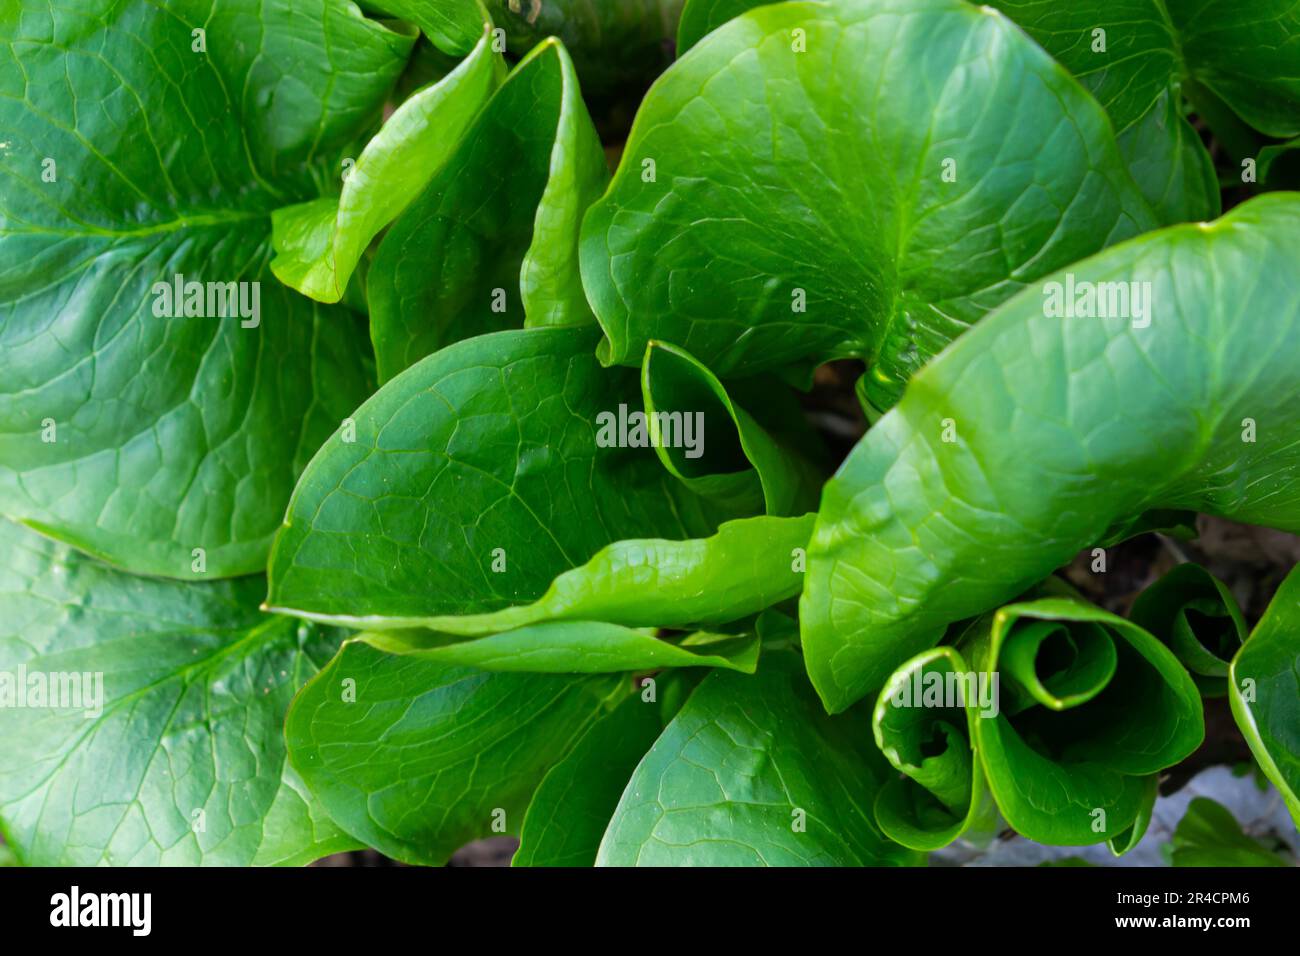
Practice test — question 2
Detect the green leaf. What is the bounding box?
[1108,775,1158,857]
[641,341,823,516]
[802,193,1300,712]
[285,638,625,865]
[580,0,1157,407]
[1094,507,1199,547]
[515,692,667,866]
[1174,3,1300,140]
[1170,797,1289,867]
[1130,563,1248,695]
[270,31,504,303]
[361,620,761,673]
[275,511,810,636]
[984,3,1229,225]
[0,0,412,578]
[267,325,749,626]
[871,645,999,851]
[986,1,1300,219]
[1230,564,1300,827]
[1115,89,1220,224]
[676,0,765,52]
[959,597,1202,846]
[596,650,923,865]
[0,519,354,866]
[369,39,608,381]
[988,0,1300,139]
[1259,137,1300,185]
[984,0,1178,134]
[361,0,491,55]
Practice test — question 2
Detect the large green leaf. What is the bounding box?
[1129,563,1248,696]
[1230,564,1300,827]
[0,520,354,866]
[580,0,1157,407]
[959,597,1202,845]
[267,326,748,624]
[285,638,624,865]
[0,0,411,578]
[988,0,1300,139]
[802,193,1300,712]
[270,30,505,303]
[596,650,922,865]
[515,691,668,866]
[369,38,608,381]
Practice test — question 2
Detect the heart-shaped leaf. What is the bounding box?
[581,0,1157,407]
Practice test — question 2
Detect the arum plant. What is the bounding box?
[1,0,1298,868]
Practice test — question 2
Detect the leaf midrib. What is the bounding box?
[2,208,266,240]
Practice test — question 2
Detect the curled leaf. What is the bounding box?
[1130,563,1248,696]
[641,341,823,516]
[871,646,999,851]
[958,597,1202,846]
